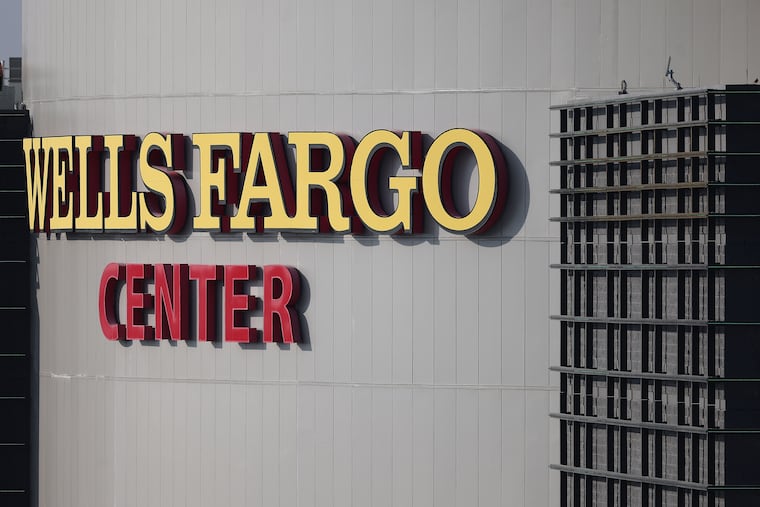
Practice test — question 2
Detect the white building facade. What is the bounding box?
[22,1,760,506]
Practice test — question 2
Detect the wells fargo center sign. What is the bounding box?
[23,129,509,344]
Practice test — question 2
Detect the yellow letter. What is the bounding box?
[231,133,295,232]
[74,135,104,232]
[192,133,241,231]
[44,136,75,231]
[139,133,187,234]
[103,135,139,232]
[287,132,352,232]
[350,130,420,233]
[23,137,48,232]
[422,129,507,234]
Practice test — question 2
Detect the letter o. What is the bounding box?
[422,129,507,234]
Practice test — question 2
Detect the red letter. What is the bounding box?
[224,265,257,343]
[155,263,189,340]
[263,265,302,343]
[98,263,125,340]
[126,263,154,340]
[189,265,223,341]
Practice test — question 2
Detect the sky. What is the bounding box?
[0,0,22,63]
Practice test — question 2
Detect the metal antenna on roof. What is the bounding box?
[665,56,682,90]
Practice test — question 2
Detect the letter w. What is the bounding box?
[23,137,50,232]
